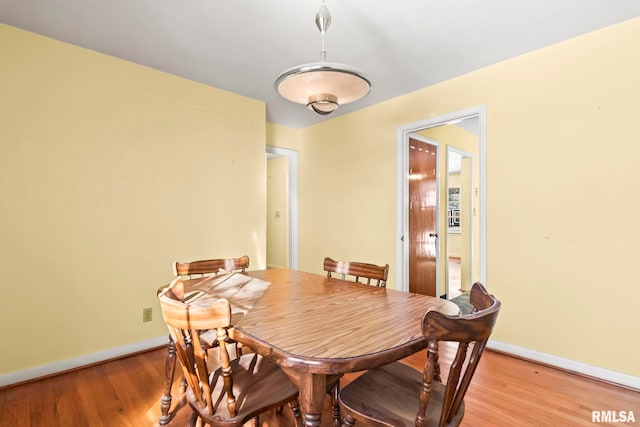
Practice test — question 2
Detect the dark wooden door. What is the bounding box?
[408,138,438,296]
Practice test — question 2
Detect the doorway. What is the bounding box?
[396,106,487,296]
[266,146,299,269]
[446,146,473,299]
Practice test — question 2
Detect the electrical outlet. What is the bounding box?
[142,307,153,322]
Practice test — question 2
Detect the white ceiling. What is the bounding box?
[2,0,639,129]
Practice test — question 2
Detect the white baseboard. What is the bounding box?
[2,336,638,391]
[0,335,168,387]
[488,339,640,391]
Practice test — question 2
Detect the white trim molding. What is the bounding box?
[488,340,640,391]
[0,335,168,387]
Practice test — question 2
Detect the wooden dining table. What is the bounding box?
[170,268,458,427]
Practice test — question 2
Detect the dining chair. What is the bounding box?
[158,281,301,427]
[323,257,389,287]
[338,282,501,427]
[173,254,250,278]
[322,256,389,426]
[158,255,250,426]
[172,255,249,355]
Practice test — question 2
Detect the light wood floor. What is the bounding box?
[1,344,638,426]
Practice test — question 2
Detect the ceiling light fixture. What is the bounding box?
[274,1,371,115]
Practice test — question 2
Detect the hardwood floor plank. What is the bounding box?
[0,380,32,426]
[75,368,108,427]
[0,345,637,426]
[29,380,54,426]
[55,373,91,427]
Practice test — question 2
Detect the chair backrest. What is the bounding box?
[173,255,249,278]
[158,280,236,417]
[323,257,389,287]
[417,282,500,426]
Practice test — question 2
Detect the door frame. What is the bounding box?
[266,145,299,269]
[396,105,487,292]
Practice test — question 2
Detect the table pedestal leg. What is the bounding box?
[298,373,327,427]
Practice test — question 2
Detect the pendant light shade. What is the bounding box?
[275,2,371,115]
[276,62,371,114]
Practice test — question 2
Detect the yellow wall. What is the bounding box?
[299,17,640,376]
[267,122,301,151]
[0,25,267,374]
[299,114,396,278]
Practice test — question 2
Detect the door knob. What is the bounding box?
[429,232,438,238]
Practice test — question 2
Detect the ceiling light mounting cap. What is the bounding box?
[307,93,338,115]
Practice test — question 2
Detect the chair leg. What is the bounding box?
[342,413,356,427]
[186,410,198,427]
[159,335,177,425]
[332,383,341,427]
[289,399,302,426]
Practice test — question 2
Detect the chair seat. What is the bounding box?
[186,353,299,426]
[339,362,465,427]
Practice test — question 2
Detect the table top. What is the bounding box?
[182,268,458,375]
